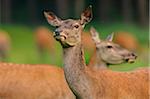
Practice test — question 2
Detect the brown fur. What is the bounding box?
[88,49,96,67]
[0,63,75,99]
[82,31,95,55]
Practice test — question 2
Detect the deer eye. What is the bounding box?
[107,45,113,48]
[74,25,79,28]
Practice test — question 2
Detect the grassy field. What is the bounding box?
[0,23,149,71]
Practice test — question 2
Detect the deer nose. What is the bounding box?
[127,53,137,59]
[131,53,137,59]
[124,52,137,63]
[54,30,60,36]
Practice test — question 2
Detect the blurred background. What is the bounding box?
[0,0,149,71]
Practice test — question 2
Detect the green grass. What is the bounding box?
[0,23,149,71]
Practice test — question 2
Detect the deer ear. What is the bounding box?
[106,32,114,41]
[90,27,101,45]
[80,5,93,25]
[44,11,62,26]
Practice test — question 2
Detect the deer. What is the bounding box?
[0,30,11,61]
[88,27,137,69]
[44,5,149,99]
[34,26,55,53]
[34,26,57,56]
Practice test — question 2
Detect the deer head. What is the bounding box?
[90,27,137,64]
[44,6,92,48]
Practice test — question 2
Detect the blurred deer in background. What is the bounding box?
[44,5,148,99]
[114,31,148,65]
[0,30,11,61]
[34,26,57,57]
[114,31,139,51]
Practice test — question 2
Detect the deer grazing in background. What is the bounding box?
[0,30,11,61]
[44,5,149,99]
[88,27,137,69]
[34,26,57,56]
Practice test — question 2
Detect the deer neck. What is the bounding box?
[63,43,93,99]
[88,51,108,69]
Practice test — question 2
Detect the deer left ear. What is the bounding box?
[106,33,114,41]
[44,11,62,26]
[80,5,93,25]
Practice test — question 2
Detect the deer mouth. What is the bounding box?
[54,34,67,41]
[123,53,137,63]
[125,58,135,63]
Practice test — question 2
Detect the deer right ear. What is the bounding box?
[80,5,93,25]
[106,32,114,41]
[90,27,101,45]
[44,11,62,26]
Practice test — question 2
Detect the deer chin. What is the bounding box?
[61,40,79,48]
[106,60,125,65]
[54,34,67,42]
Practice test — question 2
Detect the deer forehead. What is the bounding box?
[100,41,113,46]
[61,19,80,27]
[98,41,120,49]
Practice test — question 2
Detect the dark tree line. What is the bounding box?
[0,0,148,26]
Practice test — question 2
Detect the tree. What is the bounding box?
[55,0,69,18]
[0,0,12,23]
[74,0,85,17]
[27,0,38,24]
[137,0,148,26]
[122,0,132,23]
[98,0,111,22]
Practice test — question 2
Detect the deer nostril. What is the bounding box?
[134,54,137,59]
[125,59,129,62]
[54,31,60,36]
[131,53,135,56]
[131,53,137,59]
